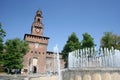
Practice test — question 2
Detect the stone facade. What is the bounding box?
[22,10,65,74]
[62,68,120,80]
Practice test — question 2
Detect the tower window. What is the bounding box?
[37,19,40,22]
[31,51,33,53]
[35,51,37,54]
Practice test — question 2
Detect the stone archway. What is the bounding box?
[32,58,38,73]
[33,66,37,73]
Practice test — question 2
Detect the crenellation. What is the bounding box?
[24,34,49,44]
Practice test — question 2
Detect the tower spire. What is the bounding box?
[34,10,42,23]
[31,10,44,36]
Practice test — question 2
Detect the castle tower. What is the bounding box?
[31,10,44,36]
[23,10,49,73]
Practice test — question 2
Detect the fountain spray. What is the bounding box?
[54,44,61,80]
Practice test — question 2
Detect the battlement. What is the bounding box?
[24,34,49,44]
[46,51,63,58]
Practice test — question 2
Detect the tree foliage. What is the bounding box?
[0,23,6,54]
[81,32,96,48]
[101,32,120,50]
[2,38,29,72]
[112,34,120,50]
[61,32,81,67]
[0,23,6,65]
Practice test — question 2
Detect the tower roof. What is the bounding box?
[36,10,42,17]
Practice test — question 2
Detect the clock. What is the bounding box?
[35,28,40,33]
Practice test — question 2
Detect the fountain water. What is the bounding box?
[68,47,120,69]
[53,44,61,80]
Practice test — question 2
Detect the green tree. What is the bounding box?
[61,32,81,67]
[81,32,96,48]
[3,38,29,73]
[101,32,120,50]
[0,23,6,54]
[100,32,113,49]
[112,34,120,50]
[0,23,6,65]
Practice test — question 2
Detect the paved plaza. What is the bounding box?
[0,73,58,80]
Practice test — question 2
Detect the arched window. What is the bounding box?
[37,18,40,22]
[33,58,38,66]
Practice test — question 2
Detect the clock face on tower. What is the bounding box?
[35,28,40,33]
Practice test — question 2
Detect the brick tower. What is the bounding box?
[23,10,49,74]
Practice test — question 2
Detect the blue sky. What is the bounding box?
[0,0,120,52]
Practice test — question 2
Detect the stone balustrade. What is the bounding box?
[61,68,120,80]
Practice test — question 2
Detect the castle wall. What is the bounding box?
[46,52,65,73]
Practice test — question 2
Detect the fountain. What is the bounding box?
[53,44,61,80]
[62,47,120,80]
[68,47,120,68]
